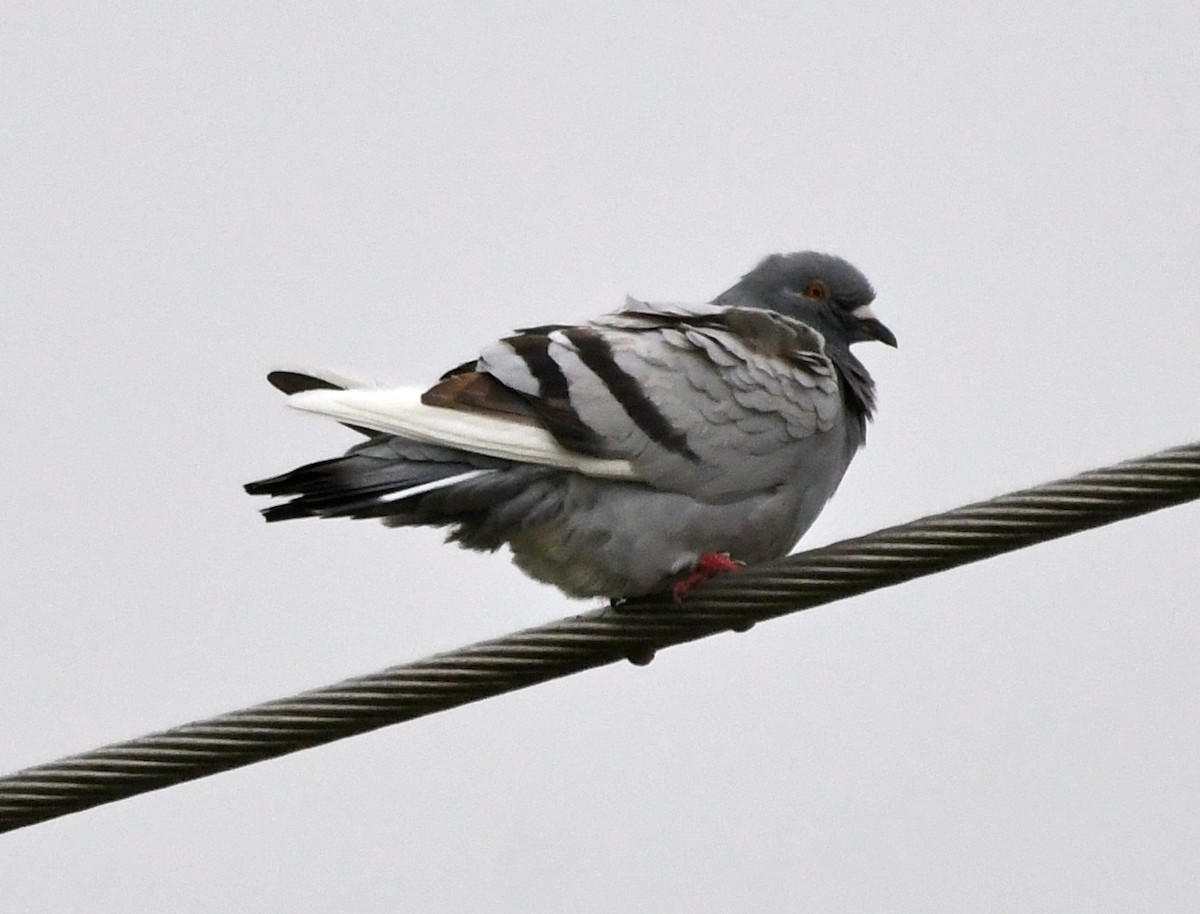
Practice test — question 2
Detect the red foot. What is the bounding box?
[671,552,743,602]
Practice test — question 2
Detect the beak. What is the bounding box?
[851,304,898,348]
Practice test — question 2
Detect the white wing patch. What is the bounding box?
[287,387,639,481]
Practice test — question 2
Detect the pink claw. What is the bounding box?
[671,552,743,602]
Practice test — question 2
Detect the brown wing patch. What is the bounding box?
[421,371,540,423]
[429,330,613,458]
[437,358,480,381]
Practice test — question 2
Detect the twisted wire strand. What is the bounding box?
[2,441,1198,834]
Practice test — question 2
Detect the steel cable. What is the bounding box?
[2,441,1198,834]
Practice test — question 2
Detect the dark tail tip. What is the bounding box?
[267,371,345,395]
[260,502,317,522]
[244,474,287,496]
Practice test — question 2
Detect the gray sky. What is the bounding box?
[3,3,1198,911]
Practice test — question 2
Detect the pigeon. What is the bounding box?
[245,251,896,600]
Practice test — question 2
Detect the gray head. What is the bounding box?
[714,251,897,349]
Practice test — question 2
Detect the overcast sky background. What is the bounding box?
[3,3,1199,911]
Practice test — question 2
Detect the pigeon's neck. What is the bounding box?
[824,343,876,431]
[804,313,877,431]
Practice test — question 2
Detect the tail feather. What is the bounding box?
[257,467,493,523]
[266,370,345,395]
[247,369,566,539]
[245,436,514,523]
[264,370,379,437]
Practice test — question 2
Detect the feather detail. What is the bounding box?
[286,387,639,480]
[421,371,538,421]
[375,469,493,502]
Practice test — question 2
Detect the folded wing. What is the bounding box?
[277,299,846,500]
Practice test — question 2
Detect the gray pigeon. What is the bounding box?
[245,251,896,600]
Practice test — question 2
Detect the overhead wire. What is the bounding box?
[2,440,1198,834]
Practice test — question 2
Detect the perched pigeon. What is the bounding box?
[245,251,896,600]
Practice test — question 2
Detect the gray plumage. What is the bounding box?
[245,251,897,599]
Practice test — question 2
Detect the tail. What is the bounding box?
[247,369,511,521]
[246,369,565,543]
[245,437,509,523]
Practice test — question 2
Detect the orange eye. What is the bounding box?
[804,281,829,299]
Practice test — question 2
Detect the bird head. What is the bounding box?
[715,251,897,349]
